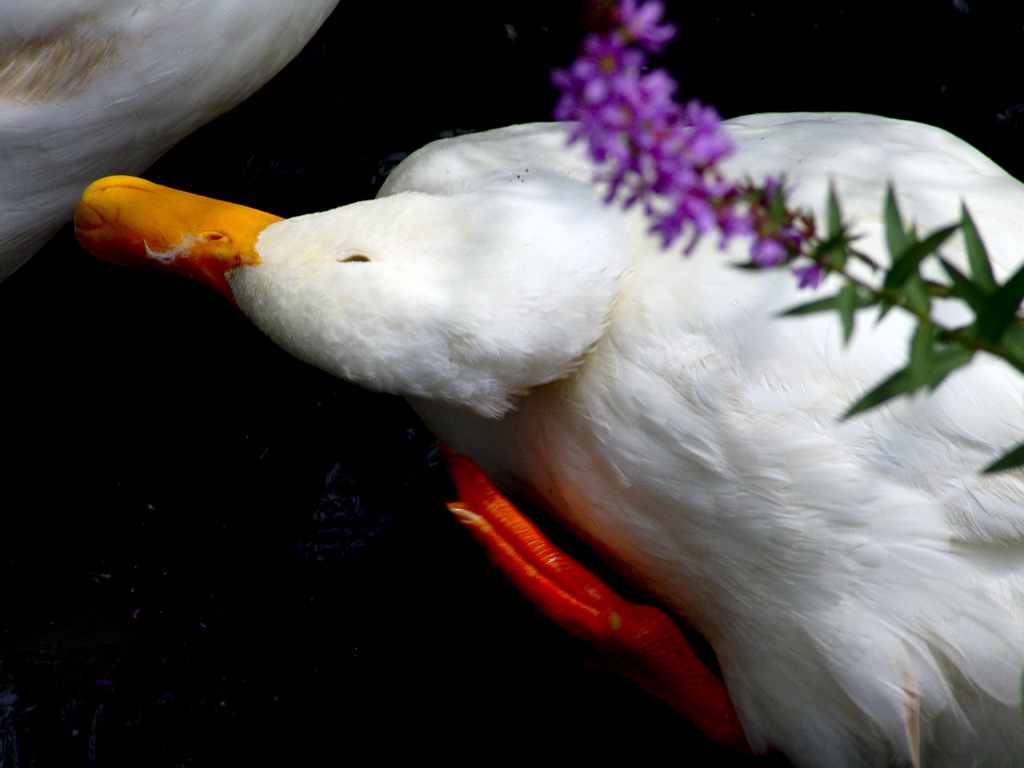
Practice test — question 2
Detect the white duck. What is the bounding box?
[0,0,338,280]
[75,114,1024,767]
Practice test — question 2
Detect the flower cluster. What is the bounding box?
[745,177,822,286]
[551,0,819,285]
[552,0,1024,471]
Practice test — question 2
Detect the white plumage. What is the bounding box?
[85,114,1024,766]
[0,0,338,279]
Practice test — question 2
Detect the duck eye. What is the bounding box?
[340,254,371,263]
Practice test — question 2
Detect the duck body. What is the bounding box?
[77,115,1024,766]
[383,118,1024,767]
[0,0,338,279]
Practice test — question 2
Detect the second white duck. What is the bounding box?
[0,0,338,279]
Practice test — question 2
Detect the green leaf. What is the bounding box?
[995,324,1024,371]
[907,321,935,378]
[978,261,1024,343]
[780,294,842,316]
[884,186,912,258]
[924,342,975,389]
[845,324,974,418]
[812,189,853,273]
[845,366,915,417]
[938,257,989,315]
[837,282,862,342]
[780,285,876,320]
[884,224,958,291]
[827,186,843,239]
[814,233,850,272]
[901,272,932,317]
[961,204,997,292]
[875,298,895,323]
[985,440,1024,473]
[769,184,787,224]
[910,323,973,388]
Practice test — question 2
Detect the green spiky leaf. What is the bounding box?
[827,186,843,239]
[901,272,932,317]
[978,261,1024,344]
[836,281,862,342]
[961,204,997,292]
[769,184,788,224]
[780,284,876,333]
[884,186,912,257]
[985,440,1024,473]
[845,323,973,418]
[845,366,915,418]
[995,325,1024,371]
[938,257,989,316]
[884,224,958,291]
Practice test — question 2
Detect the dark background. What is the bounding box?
[2,2,1021,765]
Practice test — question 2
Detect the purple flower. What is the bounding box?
[793,263,825,289]
[616,0,676,52]
[552,1,818,286]
[750,237,788,268]
[715,203,755,244]
[680,100,734,166]
[551,9,740,254]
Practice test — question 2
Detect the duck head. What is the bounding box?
[75,173,632,417]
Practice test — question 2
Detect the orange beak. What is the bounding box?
[74,175,283,304]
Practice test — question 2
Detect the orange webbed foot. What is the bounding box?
[440,444,763,756]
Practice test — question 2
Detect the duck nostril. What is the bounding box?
[201,231,226,241]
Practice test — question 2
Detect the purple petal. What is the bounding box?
[751,237,788,268]
[793,263,825,289]
[617,0,676,52]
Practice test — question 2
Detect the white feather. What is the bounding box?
[230,116,1024,766]
[0,0,338,279]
